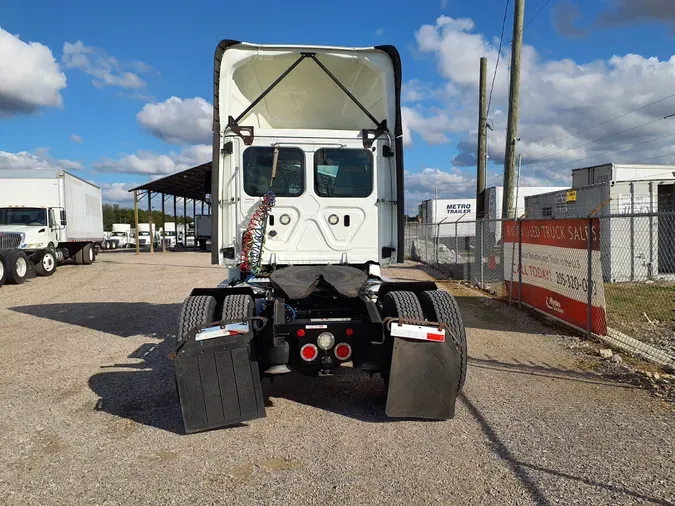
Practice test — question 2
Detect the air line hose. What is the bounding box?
[240,146,278,275]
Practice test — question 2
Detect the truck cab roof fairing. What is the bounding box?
[211,40,405,263]
[213,41,396,133]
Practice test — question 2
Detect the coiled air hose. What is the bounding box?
[240,146,279,275]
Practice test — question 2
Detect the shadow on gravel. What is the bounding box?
[10,301,187,434]
[468,357,641,390]
[9,302,181,339]
[90,338,186,434]
[262,367,393,423]
[461,394,673,506]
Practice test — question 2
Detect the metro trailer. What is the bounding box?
[0,171,104,277]
[171,40,467,433]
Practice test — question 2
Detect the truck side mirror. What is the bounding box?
[60,209,67,226]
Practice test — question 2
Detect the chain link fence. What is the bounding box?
[405,212,675,364]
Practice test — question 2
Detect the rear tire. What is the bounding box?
[221,294,254,321]
[418,290,468,392]
[380,291,425,387]
[82,244,94,265]
[177,295,217,346]
[5,250,29,285]
[35,248,57,277]
[0,253,6,288]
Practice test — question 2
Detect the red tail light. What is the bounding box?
[297,328,306,337]
[334,343,352,361]
[300,343,318,361]
[345,327,354,336]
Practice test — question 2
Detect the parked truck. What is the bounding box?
[137,223,155,249]
[194,214,211,250]
[171,40,467,434]
[0,171,104,277]
[157,222,177,249]
[108,223,133,249]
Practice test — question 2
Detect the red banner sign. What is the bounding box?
[504,219,607,335]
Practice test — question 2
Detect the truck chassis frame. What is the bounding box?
[172,264,467,434]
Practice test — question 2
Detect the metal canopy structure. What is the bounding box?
[127,162,212,254]
[129,161,212,201]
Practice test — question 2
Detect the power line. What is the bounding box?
[524,0,555,30]
[521,91,675,157]
[629,151,675,165]
[519,130,675,179]
[487,0,511,118]
[522,114,673,166]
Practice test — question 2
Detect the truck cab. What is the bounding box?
[0,206,64,253]
[173,40,465,434]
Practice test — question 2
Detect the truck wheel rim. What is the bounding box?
[89,247,94,261]
[0,262,4,279]
[43,254,55,271]
[16,257,27,277]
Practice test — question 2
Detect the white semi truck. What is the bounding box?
[171,40,467,433]
[0,171,104,278]
[157,222,177,249]
[137,223,155,248]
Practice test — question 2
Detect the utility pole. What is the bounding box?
[134,190,139,255]
[502,0,525,219]
[148,191,154,253]
[476,57,488,218]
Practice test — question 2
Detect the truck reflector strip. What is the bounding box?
[195,323,249,341]
[389,323,446,343]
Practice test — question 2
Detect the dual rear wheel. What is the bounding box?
[381,289,467,392]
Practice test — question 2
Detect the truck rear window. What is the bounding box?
[243,147,304,197]
[314,148,373,198]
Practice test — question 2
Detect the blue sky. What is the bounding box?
[1,0,674,208]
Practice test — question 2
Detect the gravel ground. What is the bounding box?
[0,252,673,506]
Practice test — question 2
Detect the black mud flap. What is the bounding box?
[174,331,266,434]
[385,337,460,420]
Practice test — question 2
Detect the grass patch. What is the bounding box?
[604,282,675,330]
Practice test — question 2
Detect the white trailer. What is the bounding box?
[572,163,675,188]
[0,170,103,278]
[525,178,675,282]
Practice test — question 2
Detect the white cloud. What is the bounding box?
[100,182,135,203]
[92,144,211,175]
[375,27,385,37]
[70,133,83,143]
[0,28,66,117]
[62,41,150,90]
[404,167,475,210]
[404,15,675,185]
[137,97,212,145]
[0,148,83,177]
